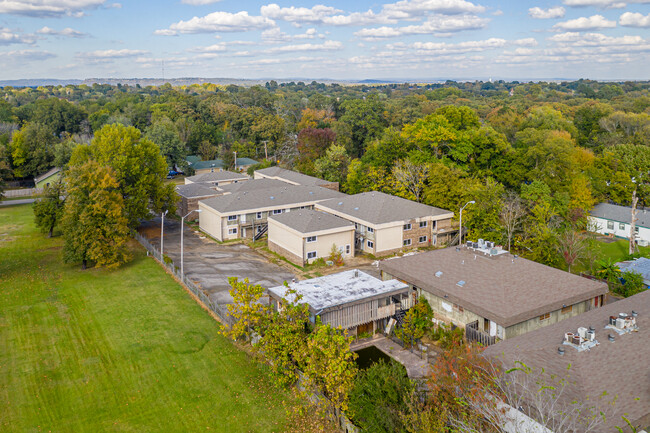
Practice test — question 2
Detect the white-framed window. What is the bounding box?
[419,236,427,243]
[367,240,374,249]
[403,239,412,246]
[228,227,238,235]
[307,251,317,259]
[403,223,412,231]
[635,227,639,233]
[256,212,262,219]
[367,227,374,233]
[619,222,625,230]
[272,209,283,215]
[345,244,351,254]
[607,221,614,230]
[419,221,427,228]
[306,236,317,243]
[228,215,237,221]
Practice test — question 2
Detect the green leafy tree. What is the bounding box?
[62,161,131,269]
[69,124,176,229]
[146,121,186,168]
[33,178,65,237]
[0,143,11,201]
[300,322,358,420]
[336,96,387,158]
[595,258,621,282]
[9,123,58,177]
[345,159,392,194]
[348,360,415,433]
[314,144,350,185]
[613,270,645,298]
[225,277,268,341]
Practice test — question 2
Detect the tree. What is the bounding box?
[225,277,268,341]
[392,159,429,202]
[336,96,386,158]
[555,228,587,273]
[10,123,58,177]
[62,161,131,269]
[300,322,357,421]
[595,258,621,282]
[395,298,433,348]
[499,191,525,251]
[614,270,645,297]
[33,178,65,237]
[348,360,415,433]
[146,121,185,168]
[69,124,176,229]
[314,144,350,185]
[197,140,217,161]
[0,143,11,201]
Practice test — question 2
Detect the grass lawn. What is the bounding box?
[0,204,293,432]
[594,237,650,263]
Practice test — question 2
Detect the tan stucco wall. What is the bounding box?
[305,230,354,263]
[375,225,403,254]
[268,220,304,260]
[198,202,224,241]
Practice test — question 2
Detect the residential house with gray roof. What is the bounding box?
[254,166,339,191]
[589,202,650,246]
[268,209,355,266]
[315,191,455,256]
[175,184,220,219]
[380,243,608,344]
[184,170,248,187]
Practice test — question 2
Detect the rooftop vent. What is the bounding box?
[608,334,615,342]
[456,280,466,287]
[354,207,359,210]
[435,271,443,278]
[354,269,359,278]
[270,196,275,200]
[558,347,565,356]
[338,202,343,205]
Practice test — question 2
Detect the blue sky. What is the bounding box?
[0,0,649,80]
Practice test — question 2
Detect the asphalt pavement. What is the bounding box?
[0,199,35,206]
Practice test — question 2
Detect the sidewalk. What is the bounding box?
[351,335,431,379]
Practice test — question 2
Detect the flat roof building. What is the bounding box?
[380,243,608,344]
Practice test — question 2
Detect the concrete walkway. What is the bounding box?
[352,335,431,379]
[0,199,35,206]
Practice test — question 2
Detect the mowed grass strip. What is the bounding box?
[0,204,290,432]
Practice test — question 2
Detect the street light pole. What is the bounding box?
[459,201,475,246]
[181,209,201,277]
[161,210,168,256]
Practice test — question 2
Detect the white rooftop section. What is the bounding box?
[268,269,408,312]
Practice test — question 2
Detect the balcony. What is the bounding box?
[377,303,396,318]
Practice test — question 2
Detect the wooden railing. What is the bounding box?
[465,320,497,346]
[377,304,396,318]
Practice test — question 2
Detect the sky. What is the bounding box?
[0,0,649,81]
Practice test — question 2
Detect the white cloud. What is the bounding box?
[528,6,565,19]
[157,11,275,35]
[189,43,226,52]
[260,4,342,23]
[549,31,648,49]
[513,37,539,46]
[562,0,627,8]
[0,0,106,17]
[355,14,489,40]
[619,11,650,27]
[492,9,503,16]
[266,40,342,53]
[261,27,319,43]
[0,27,35,45]
[553,14,616,30]
[78,48,148,62]
[37,26,88,38]
[381,0,486,18]
[0,49,55,62]
[411,37,508,54]
[181,0,221,4]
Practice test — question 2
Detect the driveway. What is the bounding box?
[139,218,295,305]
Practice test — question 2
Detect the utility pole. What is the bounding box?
[234,151,237,171]
[161,210,168,256]
[263,141,268,160]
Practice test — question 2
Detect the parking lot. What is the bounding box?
[139,218,295,305]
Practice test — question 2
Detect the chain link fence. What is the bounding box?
[134,232,233,328]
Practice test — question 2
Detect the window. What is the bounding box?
[539,312,550,321]
[256,212,262,219]
[272,209,283,215]
[635,227,639,233]
[345,244,351,254]
[307,251,317,259]
[561,305,572,314]
[403,239,412,246]
[228,227,238,235]
[619,222,625,230]
[214,182,219,186]
[367,240,374,249]
[228,215,237,221]
[453,304,464,313]
[354,223,359,230]
[403,223,412,231]
[419,221,427,228]
[306,236,317,243]
[367,227,374,233]
[419,236,427,243]
[607,221,614,230]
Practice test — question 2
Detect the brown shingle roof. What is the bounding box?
[379,247,608,327]
[483,290,650,433]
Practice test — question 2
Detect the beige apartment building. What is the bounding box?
[315,191,455,256]
[268,209,355,266]
[198,184,344,241]
[254,166,339,191]
[184,170,248,187]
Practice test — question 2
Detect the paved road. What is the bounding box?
[139,218,295,305]
[0,199,35,206]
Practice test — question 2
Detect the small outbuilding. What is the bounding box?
[34,167,62,189]
[268,209,355,266]
[184,171,248,187]
[175,184,219,219]
[589,202,650,246]
[268,269,412,335]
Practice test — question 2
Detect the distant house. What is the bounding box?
[268,269,412,335]
[315,191,455,256]
[175,184,219,219]
[617,257,650,287]
[589,202,650,246]
[184,171,248,187]
[198,184,344,241]
[379,242,609,344]
[254,166,339,191]
[484,290,650,433]
[268,209,355,266]
[186,156,258,175]
[34,167,62,189]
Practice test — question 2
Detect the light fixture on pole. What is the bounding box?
[181,209,201,277]
[459,201,475,246]
[161,209,168,256]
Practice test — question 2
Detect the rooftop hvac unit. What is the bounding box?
[616,318,626,329]
[472,242,479,248]
[466,241,472,247]
[638,239,649,247]
[587,330,596,341]
[478,238,485,247]
[577,327,588,339]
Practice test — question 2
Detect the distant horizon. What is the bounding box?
[0,1,649,81]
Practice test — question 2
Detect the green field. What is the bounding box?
[595,238,650,264]
[0,204,291,432]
